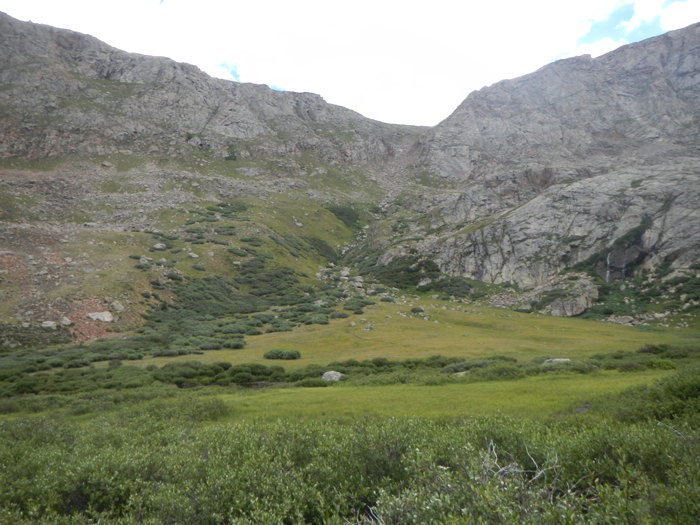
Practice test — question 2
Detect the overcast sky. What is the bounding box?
[1,0,699,126]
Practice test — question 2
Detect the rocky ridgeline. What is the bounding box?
[0,13,424,173]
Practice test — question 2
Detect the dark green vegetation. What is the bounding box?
[353,253,489,300]
[1,365,699,524]
[327,204,360,228]
[357,254,440,288]
[579,262,700,320]
[264,348,301,360]
[2,341,698,398]
[0,323,72,349]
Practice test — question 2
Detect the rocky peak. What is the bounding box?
[416,21,700,187]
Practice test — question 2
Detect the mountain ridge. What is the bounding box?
[1,11,699,329]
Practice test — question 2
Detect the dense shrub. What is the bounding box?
[327,205,359,228]
[0,407,698,524]
[417,276,473,298]
[364,256,441,289]
[264,349,301,360]
[302,236,338,262]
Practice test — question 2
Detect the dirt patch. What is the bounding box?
[69,297,117,343]
[0,253,29,285]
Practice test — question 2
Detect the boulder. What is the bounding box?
[543,358,570,364]
[605,315,636,326]
[41,321,57,329]
[545,279,598,317]
[60,317,72,326]
[110,301,125,313]
[322,371,344,381]
[86,311,114,322]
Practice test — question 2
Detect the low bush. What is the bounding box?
[1,405,698,524]
[264,349,301,360]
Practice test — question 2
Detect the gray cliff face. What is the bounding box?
[0,13,424,167]
[402,22,700,287]
[424,164,700,287]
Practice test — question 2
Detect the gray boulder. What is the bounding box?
[322,371,344,381]
[110,301,125,313]
[86,311,114,322]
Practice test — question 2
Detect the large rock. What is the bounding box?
[86,311,114,322]
[109,301,125,313]
[322,371,344,381]
[545,279,599,317]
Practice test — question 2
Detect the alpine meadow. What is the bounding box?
[1,12,700,524]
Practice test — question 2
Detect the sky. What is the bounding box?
[0,0,699,126]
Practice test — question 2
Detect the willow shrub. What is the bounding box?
[1,407,699,524]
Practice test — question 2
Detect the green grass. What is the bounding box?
[214,369,671,423]
[0,156,62,172]
[98,176,146,194]
[0,191,38,221]
[143,299,698,370]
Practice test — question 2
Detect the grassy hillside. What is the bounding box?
[146,299,697,370]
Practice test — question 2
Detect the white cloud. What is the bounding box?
[660,0,700,30]
[623,0,666,31]
[0,0,698,125]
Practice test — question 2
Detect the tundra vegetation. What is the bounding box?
[1,195,699,523]
[2,280,700,524]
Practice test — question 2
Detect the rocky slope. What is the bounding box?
[393,22,700,287]
[1,12,700,326]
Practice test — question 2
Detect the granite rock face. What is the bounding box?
[405,22,700,286]
[422,164,700,287]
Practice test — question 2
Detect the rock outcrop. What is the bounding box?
[404,22,700,287]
